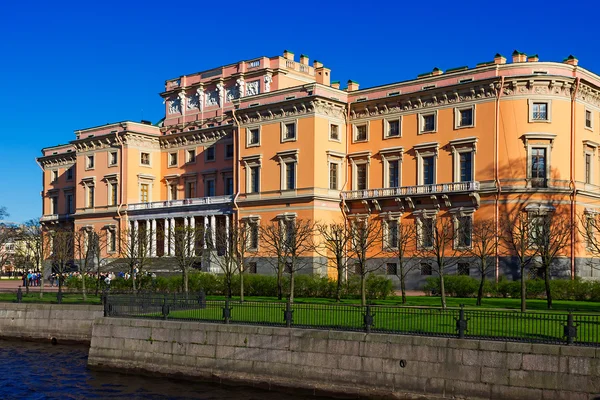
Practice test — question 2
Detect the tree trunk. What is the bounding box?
[520,262,527,312]
[81,270,87,302]
[183,268,189,293]
[240,268,245,303]
[95,260,101,296]
[439,270,447,309]
[360,272,366,306]
[544,265,552,309]
[277,263,283,300]
[399,261,406,304]
[289,270,295,304]
[476,259,485,306]
[132,265,137,292]
[336,256,343,302]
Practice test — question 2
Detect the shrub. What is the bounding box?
[365,275,394,300]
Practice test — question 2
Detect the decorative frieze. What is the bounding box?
[236,98,346,125]
[159,128,231,149]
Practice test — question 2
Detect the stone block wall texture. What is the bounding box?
[88,318,600,400]
[0,303,103,342]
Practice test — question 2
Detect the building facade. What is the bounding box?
[37,50,600,287]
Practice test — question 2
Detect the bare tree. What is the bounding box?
[117,225,153,291]
[417,214,463,309]
[578,212,600,275]
[212,222,240,298]
[387,220,418,304]
[259,220,288,300]
[347,215,384,306]
[88,230,111,295]
[73,229,95,301]
[48,228,74,301]
[468,218,496,306]
[215,219,254,302]
[315,221,352,302]
[168,223,205,294]
[500,211,536,312]
[529,211,572,309]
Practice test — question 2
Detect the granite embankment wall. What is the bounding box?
[0,303,103,342]
[88,318,600,400]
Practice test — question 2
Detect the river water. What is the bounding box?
[0,340,319,400]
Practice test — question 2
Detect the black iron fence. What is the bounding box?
[104,293,600,347]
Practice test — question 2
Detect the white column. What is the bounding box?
[151,219,157,257]
[210,215,216,245]
[203,216,208,249]
[163,218,169,256]
[225,214,230,251]
[189,216,195,255]
[169,217,175,255]
[133,220,139,254]
[145,220,150,255]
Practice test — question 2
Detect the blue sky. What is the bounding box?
[0,0,597,223]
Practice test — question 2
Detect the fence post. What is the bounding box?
[16,288,22,303]
[564,311,577,345]
[161,295,169,320]
[198,290,206,309]
[56,290,63,304]
[223,299,231,324]
[456,304,467,339]
[364,305,373,333]
[284,300,293,328]
[102,290,109,317]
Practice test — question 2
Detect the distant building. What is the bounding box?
[37,50,600,288]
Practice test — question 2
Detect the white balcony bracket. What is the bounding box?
[361,200,371,213]
[469,192,481,207]
[430,195,440,209]
[441,194,452,208]
[371,199,381,211]
[405,197,415,209]
[394,198,404,212]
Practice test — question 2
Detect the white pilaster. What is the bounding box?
[163,218,169,256]
[169,217,175,255]
[133,220,139,254]
[203,216,208,249]
[189,216,195,255]
[151,219,157,257]
[225,214,230,250]
[145,220,150,255]
[210,215,216,245]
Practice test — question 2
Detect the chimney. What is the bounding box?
[527,54,539,62]
[316,66,331,86]
[512,50,527,63]
[431,67,443,76]
[331,81,340,89]
[313,60,323,68]
[283,50,294,61]
[347,80,359,92]
[494,53,506,64]
[299,54,309,65]
[564,55,579,66]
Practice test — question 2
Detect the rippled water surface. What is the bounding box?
[0,340,318,400]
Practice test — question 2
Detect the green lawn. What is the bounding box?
[0,291,102,304]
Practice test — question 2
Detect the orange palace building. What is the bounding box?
[37,50,600,288]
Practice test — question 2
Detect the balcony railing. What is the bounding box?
[341,181,480,200]
[128,195,233,211]
[40,214,59,222]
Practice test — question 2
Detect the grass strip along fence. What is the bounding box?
[104,292,600,347]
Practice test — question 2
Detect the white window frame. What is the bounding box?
[65,191,74,214]
[353,122,369,143]
[454,105,475,129]
[280,119,298,143]
[451,208,475,250]
[204,177,216,197]
[584,209,599,252]
[184,178,197,199]
[66,166,74,181]
[51,170,58,183]
[246,125,261,147]
[168,151,178,167]
[50,195,58,214]
[585,108,594,131]
[380,147,404,189]
[139,152,151,167]
[329,123,341,142]
[204,146,216,162]
[243,155,262,194]
[86,154,95,170]
[415,210,437,250]
[244,216,261,251]
[450,137,477,183]
[382,213,401,250]
[384,117,402,139]
[86,184,95,208]
[224,143,234,160]
[528,99,552,123]
[106,227,117,254]
[414,142,439,185]
[108,151,118,167]
[276,149,299,191]
[185,149,196,164]
[349,152,371,191]
[326,150,344,191]
[418,110,437,134]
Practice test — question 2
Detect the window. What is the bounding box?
[140,183,149,203]
[225,177,234,195]
[420,113,436,133]
[420,262,432,276]
[185,181,196,198]
[586,153,592,184]
[419,217,434,249]
[65,193,73,214]
[205,179,215,197]
[388,160,400,188]
[51,197,58,214]
[456,216,472,248]
[329,163,338,190]
[423,156,435,185]
[283,219,295,248]
[386,119,400,138]
[249,223,259,250]
[285,162,296,190]
[457,108,473,128]
[248,128,260,146]
[532,102,548,121]
[387,220,399,249]
[459,152,473,182]
[586,110,593,129]
[205,147,215,162]
[169,152,178,166]
[169,184,177,200]
[87,185,95,208]
[246,262,257,273]
[87,155,95,169]
[249,166,260,193]
[285,262,293,274]
[586,216,597,249]
[185,149,195,164]
[66,167,73,181]
[109,152,118,166]
[529,214,548,245]
[356,164,367,190]
[530,147,546,187]
[354,124,367,142]
[458,263,470,276]
[225,144,234,159]
[283,122,296,141]
[51,170,58,183]
[330,124,339,140]
[109,183,118,206]
[386,263,397,275]
[108,230,116,253]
